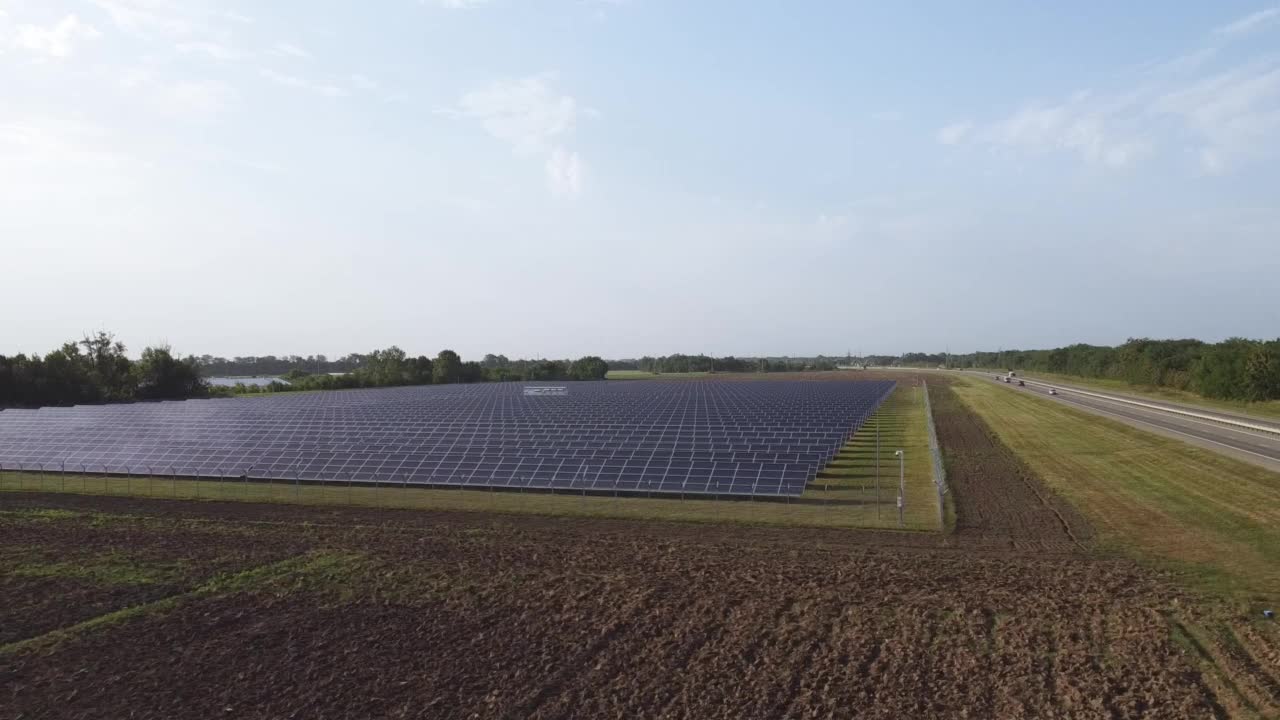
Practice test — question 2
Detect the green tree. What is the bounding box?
[461,361,484,383]
[408,356,433,384]
[526,360,568,380]
[433,349,463,384]
[1191,338,1254,400]
[41,343,97,405]
[569,356,609,380]
[364,346,409,385]
[135,346,207,400]
[79,331,135,400]
[1244,344,1280,401]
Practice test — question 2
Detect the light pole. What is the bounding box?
[894,449,905,528]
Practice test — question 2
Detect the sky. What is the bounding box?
[2,0,1279,360]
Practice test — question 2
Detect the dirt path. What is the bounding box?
[929,381,1094,552]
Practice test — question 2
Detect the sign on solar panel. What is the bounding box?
[523,386,568,396]
[0,380,896,499]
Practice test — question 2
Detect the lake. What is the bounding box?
[205,376,289,388]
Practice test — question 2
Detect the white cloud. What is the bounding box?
[445,75,591,196]
[1155,64,1280,173]
[443,74,580,154]
[935,122,971,145]
[176,40,245,62]
[1214,7,1280,36]
[88,0,250,39]
[0,117,144,190]
[118,69,238,119]
[812,214,855,246]
[351,74,378,91]
[980,99,1148,168]
[546,148,583,197]
[89,0,192,37]
[260,69,347,98]
[937,17,1280,174]
[1199,147,1226,174]
[166,80,237,118]
[938,91,1147,169]
[13,15,101,58]
[272,42,310,60]
[430,0,492,8]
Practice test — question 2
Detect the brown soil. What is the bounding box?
[0,575,182,646]
[0,492,1229,719]
[930,381,1094,552]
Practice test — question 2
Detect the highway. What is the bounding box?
[975,372,1280,474]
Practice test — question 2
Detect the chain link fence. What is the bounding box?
[921,380,949,530]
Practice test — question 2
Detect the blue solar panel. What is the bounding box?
[0,379,895,498]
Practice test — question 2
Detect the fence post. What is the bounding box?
[921,380,948,532]
[895,450,905,527]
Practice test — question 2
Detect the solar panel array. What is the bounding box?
[0,379,895,498]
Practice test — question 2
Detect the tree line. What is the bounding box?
[904,337,1280,402]
[609,354,841,374]
[195,354,369,377]
[0,333,612,407]
[0,333,207,407]
[240,351,610,395]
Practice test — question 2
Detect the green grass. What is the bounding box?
[0,508,82,522]
[606,370,710,380]
[0,386,942,531]
[970,368,1280,422]
[9,556,185,586]
[951,376,1280,603]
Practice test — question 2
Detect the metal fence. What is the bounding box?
[921,380,949,530]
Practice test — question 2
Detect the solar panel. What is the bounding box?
[0,379,895,498]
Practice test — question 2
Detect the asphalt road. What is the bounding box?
[979,373,1280,474]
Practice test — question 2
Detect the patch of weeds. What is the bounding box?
[10,554,186,586]
[200,552,371,601]
[0,508,83,522]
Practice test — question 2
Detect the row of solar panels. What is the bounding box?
[2,438,840,452]
[0,428,855,440]
[2,436,847,450]
[3,414,883,428]
[7,417,874,429]
[13,397,882,413]
[1,457,814,496]
[1,447,831,468]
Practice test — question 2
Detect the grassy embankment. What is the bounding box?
[952,375,1280,604]
[0,385,941,531]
